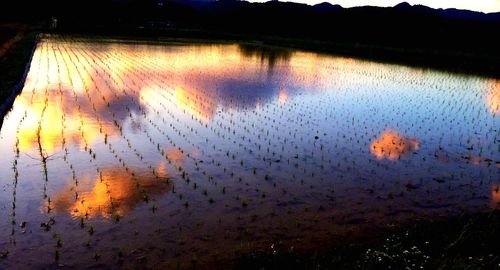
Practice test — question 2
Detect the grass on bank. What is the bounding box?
[0,31,37,104]
[234,210,500,269]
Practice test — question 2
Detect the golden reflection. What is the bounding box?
[17,96,63,152]
[487,81,500,114]
[52,168,172,218]
[17,38,359,136]
[15,92,118,154]
[370,129,419,160]
[278,88,288,104]
[173,86,216,123]
[139,85,218,122]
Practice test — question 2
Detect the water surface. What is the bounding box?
[0,37,498,269]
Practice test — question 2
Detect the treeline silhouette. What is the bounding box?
[2,0,500,74]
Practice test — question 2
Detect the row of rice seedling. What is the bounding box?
[0,37,498,268]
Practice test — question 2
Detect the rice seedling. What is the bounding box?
[0,36,498,269]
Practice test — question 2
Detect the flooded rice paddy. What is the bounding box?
[0,37,499,269]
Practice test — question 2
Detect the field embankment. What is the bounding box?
[234,210,500,269]
[0,23,38,123]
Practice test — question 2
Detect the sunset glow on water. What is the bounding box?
[0,37,498,269]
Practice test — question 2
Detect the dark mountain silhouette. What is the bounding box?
[1,0,500,75]
[312,2,343,12]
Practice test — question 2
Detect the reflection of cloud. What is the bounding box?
[14,38,370,155]
[370,129,419,160]
[14,89,141,154]
[166,147,184,166]
[278,88,288,104]
[28,38,348,127]
[492,186,500,208]
[16,94,109,154]
[52,167,172,218]
[140,84,219,123]
[487,81,499,114]
[173,86,217,123]
[14,40,145,155]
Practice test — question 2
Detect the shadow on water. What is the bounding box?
[238,43,293,72]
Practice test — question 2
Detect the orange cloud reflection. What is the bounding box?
[166,147,185,166]
[492,186,500,208]
[370,129,419,160]
[487,81,500,114]
[52,168,172,218]
[173,86,217,123]
[278,89,288,104]
[15,92,119,155]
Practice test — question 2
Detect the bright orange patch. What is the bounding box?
[370,129,419,160]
